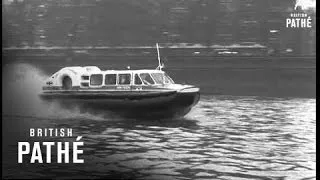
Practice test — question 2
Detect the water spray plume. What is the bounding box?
[2,63,106,121]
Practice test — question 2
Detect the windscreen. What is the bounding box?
[139,73,155,85]
[151,73,165,84]
[164,73,174,84]
[150,72,174,84]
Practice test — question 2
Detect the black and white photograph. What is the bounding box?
[2,0,316,179]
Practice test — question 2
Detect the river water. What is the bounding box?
[2,63,316,179]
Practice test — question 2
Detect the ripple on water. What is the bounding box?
[2,95,315,179]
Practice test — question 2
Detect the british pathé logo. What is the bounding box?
[286,0,315,28]
[18,128,84,164]
[286,13,312,28]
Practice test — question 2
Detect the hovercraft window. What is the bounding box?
[164,73,174,84]
[151,73,165,84]
[90,74,103,86]
[140,73,155,85]
[81,82,89,87]
[105,74,116,85]
[118,74,131,85]
[134,74,142,85]
[81,75,89,80]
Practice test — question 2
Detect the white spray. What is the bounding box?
[2,63,105,120]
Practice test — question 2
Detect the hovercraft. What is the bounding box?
[39,44,200,118]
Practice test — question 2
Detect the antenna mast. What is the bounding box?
[156,43,163,70]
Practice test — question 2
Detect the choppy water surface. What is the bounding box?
[2,63,316,179]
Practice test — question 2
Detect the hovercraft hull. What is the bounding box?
[40,90,200,119]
